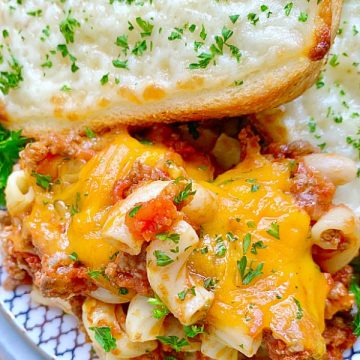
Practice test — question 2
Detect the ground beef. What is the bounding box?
[266,140,319,159]
[2,243,34,288]
[105,250,151,296]
[34,254,96,299]
[323,315,357,360]
[1,233,40,289]
[325,266,354,319]
[20,131,96,176]
[262,330,312,360]
[290,161,336,220]
[141,124,212,169]
[113,161,170,202]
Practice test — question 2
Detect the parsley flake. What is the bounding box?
[89,327,116,353]
[156,336,189,352]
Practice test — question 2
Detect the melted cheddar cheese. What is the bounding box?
[26,132,211,269]
[24,131,329,355]
[190,151,328,355]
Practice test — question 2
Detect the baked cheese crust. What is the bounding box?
[0,0,341,134]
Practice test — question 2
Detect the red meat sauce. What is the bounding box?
[265,140,336,221]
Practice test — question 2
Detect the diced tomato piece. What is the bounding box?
[125,195,178,241]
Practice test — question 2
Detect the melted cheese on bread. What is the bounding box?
[0,0,338,133]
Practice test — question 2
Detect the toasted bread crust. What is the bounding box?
[0,0,342,137]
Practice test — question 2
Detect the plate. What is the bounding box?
[0,261,359,360]
[0,263,97,360]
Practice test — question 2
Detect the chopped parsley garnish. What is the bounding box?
[156,233,180,243]
[350,279,360,335]
[0,125,27,205]
[199,25,207,40]
[168,28,183,41]
[251,184,260,192]
[200,246,208,254]
[85,127,96,139]
[27,9,42,17]
[119,287,129,295]
[153,250,174,266]
[70,192,81,216]
[293,297,303,319]
[229,14,240,24]
[329,54,340,67]
[215,236,227,257]
[32,171,52,190]
[242,233,251,254]
[247,13,259,25]
[69,252,78,261]
[284,2,293,16]
[315,74,325,89]
[60,11,80,44]
[128,205,142,217]
[100,73,109,85]
[251,241,267,254]
[132,40,147,56]
[226,232,238,242]
[189,52,213,70]
[41,54,53,69]
[266,222,280,240]
[183,324,204,338]
[115,34,129,54]
[56,44,79,73]
[298,12,308,22]
[156,336,189,352]
[247,221,256,228]
[203,277,218,290]
[112,59,129,69]
[178,286,196,301]
[237,256,264,285]
[148,296,170,319]
[136,17,154,38]
[173,180,196,204]
[0,56,23,95]
[88,270,103,279]
[89,326,117,353]
[60,84,72,92]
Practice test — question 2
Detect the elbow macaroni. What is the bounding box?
[312,205,360,273]
[209,325,262,358]
[201,333,238,360]
[90,287,134,304]
[182,183,218,225]
[82,298,157,359]
[303,154,357,186]
[146,220,214,325]
[5,170,35,215]
[125,295,164,342]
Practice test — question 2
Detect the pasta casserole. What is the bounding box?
[1,120,359,359]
